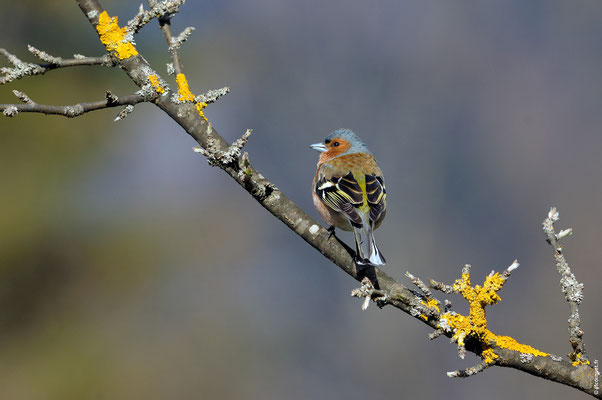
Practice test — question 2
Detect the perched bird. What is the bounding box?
[310,129,386,265]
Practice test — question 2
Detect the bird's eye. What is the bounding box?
[333,141,340,147]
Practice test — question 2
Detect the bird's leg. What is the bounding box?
[327,225,336,239]
[325,226,366,265]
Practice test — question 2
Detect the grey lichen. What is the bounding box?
[64,105,84,117]
[520,353,534,364]
[170,27,195,51]
[237,151,252,181]
[447,361,490,378]
[437,313,453,333]
[194,129,252,168]
[126,1,185,34]
[429,278,454,294]
[542,207,589,365]
[3,105,18,117]
[12,90,33,104]
[166,63,175,75]
[136,82,162,101]
[406,271,433,298]
[0,48,45,84]
[556,253,584,304]
[351,277,388,311]
[28,45,62,64]
[114,104,135,121]
[195,87,230,104]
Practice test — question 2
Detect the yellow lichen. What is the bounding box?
[148,75,165,94]
[96,11,138,59]
[482,348,499,364]
[443,271,548,364]
[174,73,207,121]
[421,298,440,313]
[196,101,208,121]
[176,73,196,102]
[571,353,590,366]
[420,314,428,321]
[493,335,548,357]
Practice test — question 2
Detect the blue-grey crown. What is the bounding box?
[325,129,372,155]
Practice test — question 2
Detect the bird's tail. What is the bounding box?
[352,219,386,266]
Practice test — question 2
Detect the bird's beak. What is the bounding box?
[310,142,327,153]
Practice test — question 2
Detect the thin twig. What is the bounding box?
[1,93,147,118]
[126,1,185,34]
[542,207,588,365]
[147,0,187,75]
[429,278,454,294]
[447,361,491,378]
[1,48,114,84]
[170,26,195,52]
[195,87,230,104]
[406,271,433,298]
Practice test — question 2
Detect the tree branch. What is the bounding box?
[147,0,188,76]
[0,47,114,84]
[1,0,599,397]
[1,91,147,118]
[542,207,589,366]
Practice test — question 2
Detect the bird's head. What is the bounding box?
[310,129,371,163]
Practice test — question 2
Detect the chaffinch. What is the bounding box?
[310,129,386,265]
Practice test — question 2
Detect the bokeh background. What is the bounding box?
[1,1,601,399]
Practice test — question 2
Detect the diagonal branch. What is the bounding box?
[70,1,601,397]
[2,0,597,397]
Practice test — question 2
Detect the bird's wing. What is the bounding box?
[315,170,386,227]
[365,174,386,223]
[315,172,363,226]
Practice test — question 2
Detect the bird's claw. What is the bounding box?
[327,225,336,239]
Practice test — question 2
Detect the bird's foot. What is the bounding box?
[327,225,336,239]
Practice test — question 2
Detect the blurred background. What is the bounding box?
[1,1,601,399]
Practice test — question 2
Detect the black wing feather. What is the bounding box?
[316,172,386,227]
